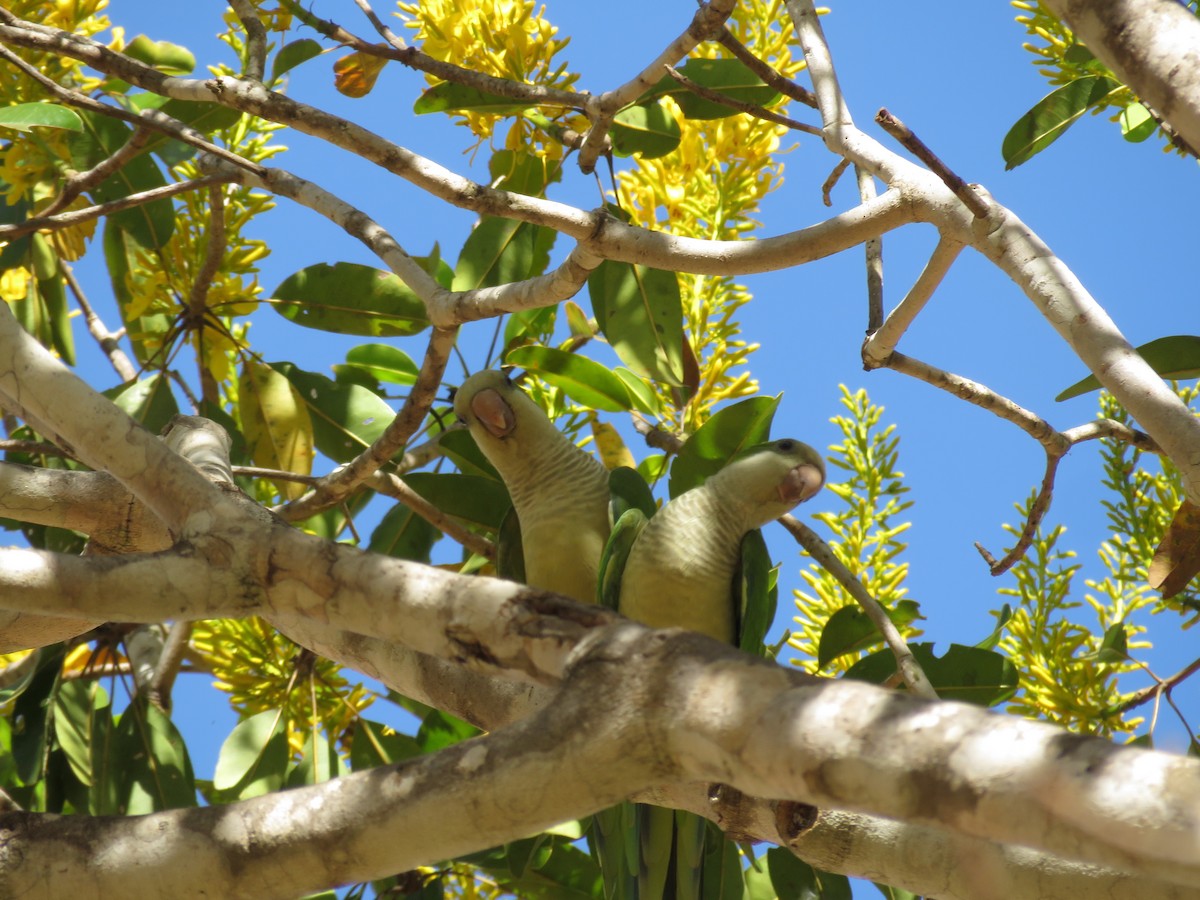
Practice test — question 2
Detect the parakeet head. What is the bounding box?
[714,438,826,526]
[453,370,529,442]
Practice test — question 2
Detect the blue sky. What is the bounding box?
[70,0,1200,826]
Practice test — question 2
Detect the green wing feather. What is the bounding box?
[598,507,649,610]
[736,528,777,657]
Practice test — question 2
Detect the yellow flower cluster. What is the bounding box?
[191,617,375,755]
[397,0,578,146]
[614,0,803,430]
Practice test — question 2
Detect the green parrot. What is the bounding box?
[596,438,826,900]
[452,370,612,604]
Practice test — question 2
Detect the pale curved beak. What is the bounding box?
[471,388,517,438]
[778,463,825,505]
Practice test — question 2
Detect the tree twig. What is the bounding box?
[875,108,990,218]
[714,25,817,109]
[780,514,938,699]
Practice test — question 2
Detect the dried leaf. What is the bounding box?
[1148,499,1200,597]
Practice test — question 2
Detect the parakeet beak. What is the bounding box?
[471,389,516,438]
[778,463,824,505]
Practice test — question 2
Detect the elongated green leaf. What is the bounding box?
[403,472,511,530]
[505,346,631,412]
[67,111,174,248]
[123,35,195,74]
[0,103,83,133]
[272,361,395,464]
[414,81,530,116]
[416,708,480,753]
[439,427,502,480]
[737,529,776,657]
[611,101,681,158]
[0,195,31,269]
[368,502,440,563]
[286,732,344,787]
[639,58,780,119]
[845,643,1018,706]
[53,679,98,787]
[668,395,779,498]
[588,260,684,386]
[105,373,179,434]
[102,222,172,364]
[453,217,556,292]
[89,689,118,815]
[12,644,65,784]
[213,708,288,799]
[270,261,431,337]
[1002,75,1121,169]
[1057,335,1200,400]
[816,600,924,668]
[271,38,324,82]
[489,149,562,196]
[348,719,422,771]
[238,358,314,498]
[113,698,196,812]
[334,343,418,386]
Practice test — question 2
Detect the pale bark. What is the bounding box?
[1041,0,1200,156]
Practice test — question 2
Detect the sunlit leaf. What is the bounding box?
[668,395,779,498]
[333,343,419,386]
[1057,335,1200,400]
[272,38,323,82]
[273,361,395,464]
[105,373,179,434]
[213,709,288,799]
[453,217,556,292]
[238,358,314,499]
[0,103,83,133]
[1002,75,1121,169]
[639,58,780,119]
[1120,101,1156,143]
[505,346,631,412]
[588,260,684,386]
[123,35,196,75]
[611,100,681,158]
[270,261,430,337]
[845,643,1018,706]
[1149,498,1200,598]
[816,601,923,668]
[414,81,530,116]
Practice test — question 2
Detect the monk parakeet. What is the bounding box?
[597,438,826,900]
[453,370,612,604]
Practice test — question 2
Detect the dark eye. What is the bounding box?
[776,439,795,452]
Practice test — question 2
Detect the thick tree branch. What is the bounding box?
[1040,0,1200,157]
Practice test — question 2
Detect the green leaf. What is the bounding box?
[609,466,656,522]
[414,81,530,116]
[12,644,66,784]
[102,222,171,364]
[1056,335,1200,400]
[112,698,196,812]
[403,472,512,530]
[334,343,419,386]
[213,709,289,798]
[489,150,562,196]
[349,719,422,771]
[452,217,556,292]
[588,260,684,386]
[1002,75,1121,169]
[270,261,430,337]
[1080,623,1129,664]
[439,427,502,481]
[504,305,557,352]
[613,367,659,416]
[415,708,480,753]
[816,601,924,668]
[273,361,396,463]
[1120,101,1156,142]
[0,103,83,133]
[844,643,1018,707]
[0,194,31,269]
[271,38,324,82]
[975,604,1012,652]
[368,502,441,563]
[144,99,243,162]
[737,529,776,657]
[287,731,345,788]
[639,58,780,119]
[104,373,179,434]
[668,395,779,498]
[67,112,174,248]
[89,689,118,815]
[123,35,196,74]
[496,504,525,583]
[53,679,97,788]
[611,101,681,158]
[505,346,632,412]
[238,359,314,498]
